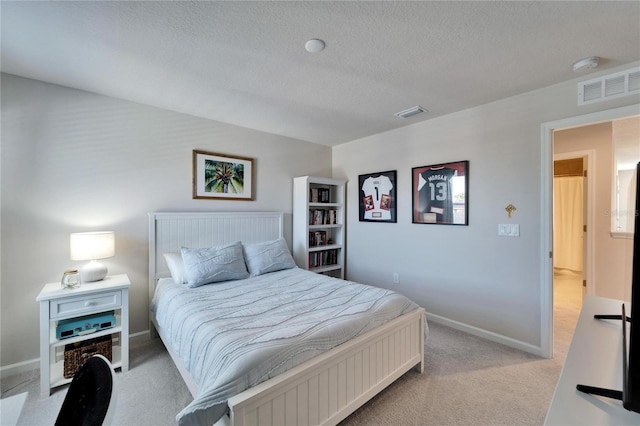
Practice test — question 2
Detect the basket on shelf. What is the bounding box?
[63,335,112,379]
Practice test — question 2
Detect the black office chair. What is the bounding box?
[55,354,117,426]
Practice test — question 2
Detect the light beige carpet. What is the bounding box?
[342,324,564,426]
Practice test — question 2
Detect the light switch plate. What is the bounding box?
[498,224,520,237]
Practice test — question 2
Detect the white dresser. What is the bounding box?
[545,296,640,425]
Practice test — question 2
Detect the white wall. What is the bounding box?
[332,62,640,353]
[2,61,639,370]
[0,74,332,369]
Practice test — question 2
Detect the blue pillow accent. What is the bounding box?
[181,242,249,288]
[243,238,296,277]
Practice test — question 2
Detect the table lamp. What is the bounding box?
[70,231,115,282]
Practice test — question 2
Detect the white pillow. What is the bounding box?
[164,252,187,284]
[243,238,296,277]
[181,242,249,288]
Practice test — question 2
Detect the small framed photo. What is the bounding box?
[412,160,468,225]
[192,150,254,200]
[358,170,397,223]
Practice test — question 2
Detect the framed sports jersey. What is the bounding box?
[358,170,397,223]
[412,160,468,225]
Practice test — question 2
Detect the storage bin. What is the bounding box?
[63,335,112,379]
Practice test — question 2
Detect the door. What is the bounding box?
[553,157,586,280]
[541,104,638,359]
[582,167,588,299]
[552,155,587,357]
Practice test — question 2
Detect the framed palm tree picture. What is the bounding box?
[192,150,254,200]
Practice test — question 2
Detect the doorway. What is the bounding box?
[540,104,639,359]
[551,153,588,358]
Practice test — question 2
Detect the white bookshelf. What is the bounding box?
[293,176,346,279]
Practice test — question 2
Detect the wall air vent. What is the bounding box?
[578,67,640,105]
[394,105,427,119]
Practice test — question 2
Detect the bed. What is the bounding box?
[149,211,426,426]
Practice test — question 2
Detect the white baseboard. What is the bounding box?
[130,329,150,343]
[425,311,545,358]
[0,358,39,381]
[0,330,152,380]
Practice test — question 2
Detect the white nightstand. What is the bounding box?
[36,274,130,396]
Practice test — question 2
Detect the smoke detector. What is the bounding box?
[572,56,600,72]
[305,39,325,53]
[394,105,427,119]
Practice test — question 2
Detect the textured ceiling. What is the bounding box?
[2,1,640,146]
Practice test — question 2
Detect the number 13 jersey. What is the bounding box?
[417,168,456,223]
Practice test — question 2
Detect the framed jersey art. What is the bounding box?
[358,170,396,223]
[412,160,468,225]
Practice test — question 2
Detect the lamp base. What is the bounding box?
[80,260,108,282]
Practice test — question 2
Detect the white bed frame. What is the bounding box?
[149,212,425,426]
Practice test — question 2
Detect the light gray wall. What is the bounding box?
[332,61,640,353]
[0,73,332,368]
[2,61,639,370]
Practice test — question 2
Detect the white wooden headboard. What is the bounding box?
[148,211,284,302]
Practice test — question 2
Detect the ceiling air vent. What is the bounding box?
[578,67,640,105]
[394,105,426,119]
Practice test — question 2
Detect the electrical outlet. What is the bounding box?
[393,273,399,284]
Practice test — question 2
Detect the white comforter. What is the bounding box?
[151,267,422,426]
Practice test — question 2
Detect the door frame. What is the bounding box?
[540,104,640,359]
[553,149,595,297]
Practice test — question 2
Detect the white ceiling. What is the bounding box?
[2,1,639,146]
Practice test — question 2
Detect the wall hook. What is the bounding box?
[505,204,517,218]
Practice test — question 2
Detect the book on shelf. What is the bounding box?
[310,187,330,203]
[309,209,338,225]
[309,230,328,247]
[308,249,338,268]
[320,188,330,203]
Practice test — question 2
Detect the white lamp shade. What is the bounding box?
[70,231,115,261]
[70,232,115,282]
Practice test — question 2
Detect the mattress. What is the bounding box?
[151,267,423,426]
